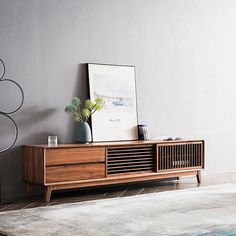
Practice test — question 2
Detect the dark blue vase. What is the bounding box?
[74,122,92,143]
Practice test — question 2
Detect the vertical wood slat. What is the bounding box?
[181,144,183,168]
[187,144,189,167]
[156,145,158,172]
[186,144,188,167]
[172,145,175,169]
[167,146,170,169]
[185,144,187,167]
[190,145,192,167]
[105,147,108,177]
[166,146,168,169]
[160,146,162,170]
[202,141,205,169]
[164,146,166,170]
[184,144,186,167]
[196,144,198,166]
[162,146,164,170]
[186,145,188,167]
[195,144,197,166]
[190,144,192,167]
[167,146,169,169]
[198,144,200,166]
[172,145,174,169]
[163,146,164,169]
[199,144,201,166]
[165,146,167,169]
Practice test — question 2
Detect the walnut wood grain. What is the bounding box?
[46,147,105,166]
[22,140,205,202]
[22,146,45,184]
[49,170,200,191]
[22,139,204,148]
[46,163,105,183]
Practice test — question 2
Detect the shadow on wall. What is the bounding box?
[16,63,89,143]
[74,63,89,101]
[0,63,90,201]
[65,63,90,141]
[0,146,22,202]
[16,107,57,128]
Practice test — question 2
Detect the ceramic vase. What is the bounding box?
[74,122,92,143]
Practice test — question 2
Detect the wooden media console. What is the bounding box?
[22,140,204,201]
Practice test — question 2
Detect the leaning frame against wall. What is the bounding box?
[87,63,138,142]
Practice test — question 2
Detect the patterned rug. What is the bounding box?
[0,184,236,236]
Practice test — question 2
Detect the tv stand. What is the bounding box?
[22,140,204,202]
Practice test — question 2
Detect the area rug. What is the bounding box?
[1,184,236,236]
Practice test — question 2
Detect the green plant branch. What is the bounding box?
[65,97,104,123]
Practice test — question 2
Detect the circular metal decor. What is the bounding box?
[0,79,24,114]
[0,58,24,153]
[0,112,18,153]
[0,58,5,80]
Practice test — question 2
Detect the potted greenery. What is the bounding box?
[65,97,104,143]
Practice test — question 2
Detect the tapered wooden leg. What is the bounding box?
[45,187,52,202]
[26,182,32,198]
[196,171,201,184]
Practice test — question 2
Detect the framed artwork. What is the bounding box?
[87,63,138,142]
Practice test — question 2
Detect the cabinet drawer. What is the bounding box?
[46,163,105,183]
[46,147,105,166]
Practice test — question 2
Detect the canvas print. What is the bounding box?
[88,64,138,141]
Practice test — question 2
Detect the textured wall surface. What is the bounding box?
[1,0,236,200]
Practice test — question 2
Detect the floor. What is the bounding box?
[0,172,236,212]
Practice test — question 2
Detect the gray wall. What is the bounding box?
[1,0,236,201]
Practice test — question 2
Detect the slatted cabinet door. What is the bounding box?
[107,145,156,175]
[157,141,204,171]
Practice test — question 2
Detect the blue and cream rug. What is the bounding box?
[1,184,236,236]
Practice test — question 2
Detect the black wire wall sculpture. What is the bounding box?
[0,58,24,153]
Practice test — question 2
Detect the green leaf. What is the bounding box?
[73,113,81,122]
[65,105,75,113]
[93,102,104,111]
[95,97,103,103]
[82,108,91,119]
[72,97,81,107]
[84,99,94,110]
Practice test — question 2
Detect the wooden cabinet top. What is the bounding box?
[23,139,204,149]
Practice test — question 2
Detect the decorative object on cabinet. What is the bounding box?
[138,124,149,140]
[87,63,138,142]
[65,97,104,143]
[22,139,204,202]
[74,122,92,143]
[0,58,24,153]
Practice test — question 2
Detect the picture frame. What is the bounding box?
[87,63,138,142]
